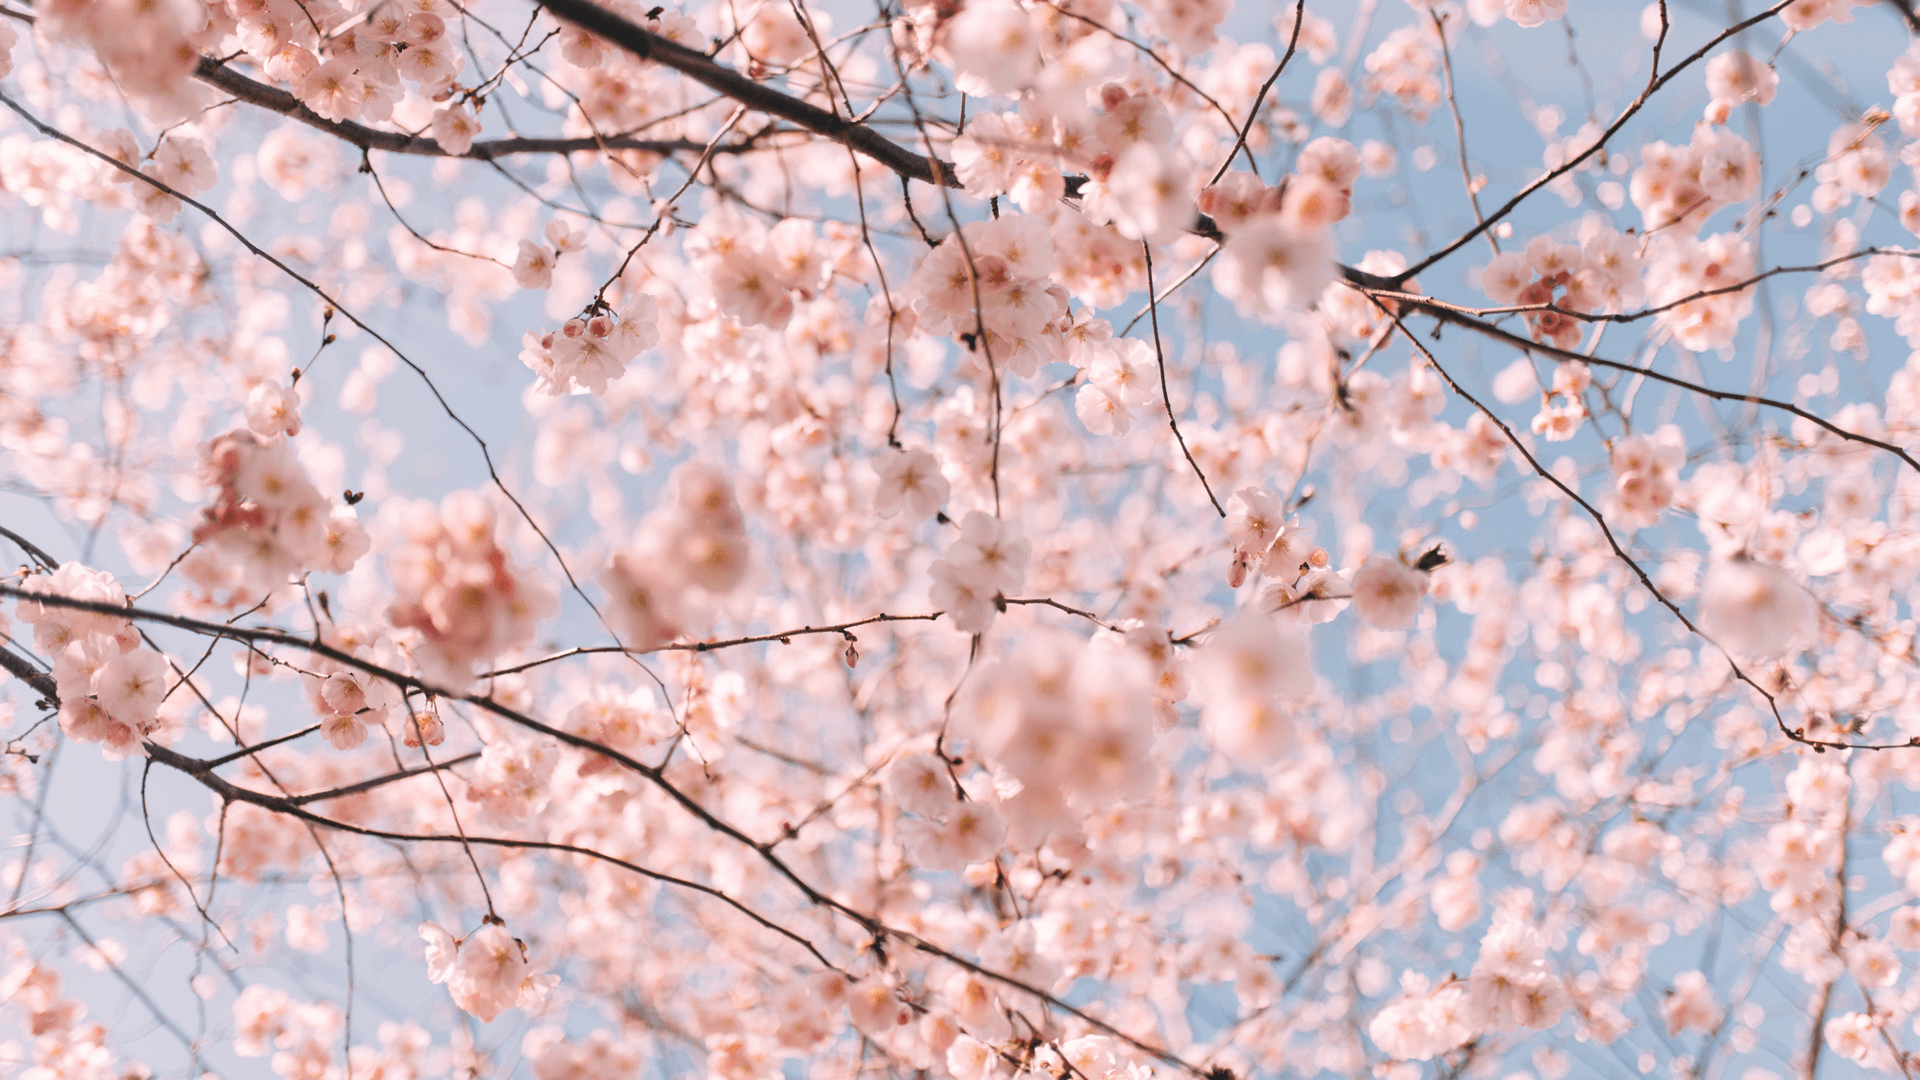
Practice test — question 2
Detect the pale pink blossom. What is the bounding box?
[940,2,1041,95]
[873,448,950,519]
[432,105,481,156]
[1699,558,1815,656]
[512,241,557,291]
[245,380,302,438]
[1349,556,1428,629]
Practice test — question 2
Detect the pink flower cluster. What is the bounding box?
[238,0,469,131]
[871,447,951,519]
[1627,125,1761,235]
[1362,25,1443,121]
[421,921,557,1023]
[34,0,202,120]
[910,215,1069,379]
[943,630,1170,850]
[298,628,407,750]
[510,219,583,291]
[693,214,841,331]
[1202,138,1355,323]
[233,983,435,1078]
[385,491,559,685]
[1647,231,1758,352]
[519,294,661,396]
[14,563,168,759]
[188,424,370,601]
[0,955,144,1078]
[1704,50,1778,124]
[1192,610,1311,766]
[927,511,1030,634]
[1368,905,1566,1060]
[1221,486,1322,589]
[1607,426,1686,530]
[601,463,752,650]
[1480,231,1643,351]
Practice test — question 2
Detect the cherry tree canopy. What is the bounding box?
[4,0,1920,1077]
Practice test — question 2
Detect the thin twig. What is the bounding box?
[1142,242,1224,517]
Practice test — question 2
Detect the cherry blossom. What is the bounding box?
[6,4,1920,1079]
[872,448,951,519]
[1349,555,1428,629]
[421,921,557,1023]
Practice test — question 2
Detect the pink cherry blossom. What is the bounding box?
[6,8,1920,1080]
[1349,556,1428,629]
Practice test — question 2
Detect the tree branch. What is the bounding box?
[0,646,57,705]
[1339,274,1920,477]
[193,57,735,159]
[531,0,961,187]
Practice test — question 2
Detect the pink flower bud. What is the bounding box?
[1227,551,1250,589]
[403,711,446,748]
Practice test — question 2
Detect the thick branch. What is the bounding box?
[0,524,58,570]
[0,646,57,704]
[287,752,484,805]
[532,0,960,187]
[193,56,736,159]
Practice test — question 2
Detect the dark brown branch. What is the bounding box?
[532,0,960,187]
[201,723,322,768]
[1433,11,1495,255]
[479,610,944,677]
[1002,597,1117,632]
[1036,0,1252,177]
[0,646,57,705]
[1206,0,1303,187]
[193,57,730,159]
[1884,0,1920,34]
[140,740,846,972]
[0,524,57,570]
[1339,274,1920,477]
[0,89,637,686]
[477,595,1139,680]
[1365,248,1920,327]
[1143,242,1225,517]
[0,5,735,162]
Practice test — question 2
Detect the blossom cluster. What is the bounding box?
[12,2,1920,1080]
[601,463,752,650]
[927,511,1030,634]
[421,921,557,1023]
[1368,906,1567,1060]
[0,953,146,1078]
[187,422,370,602]
[520,294,662,396]
[1203,138,1356,322]
[1479,231,1642,351]
[13,563,164,759]
[384,491,559,685]
[909,214,1070,379]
